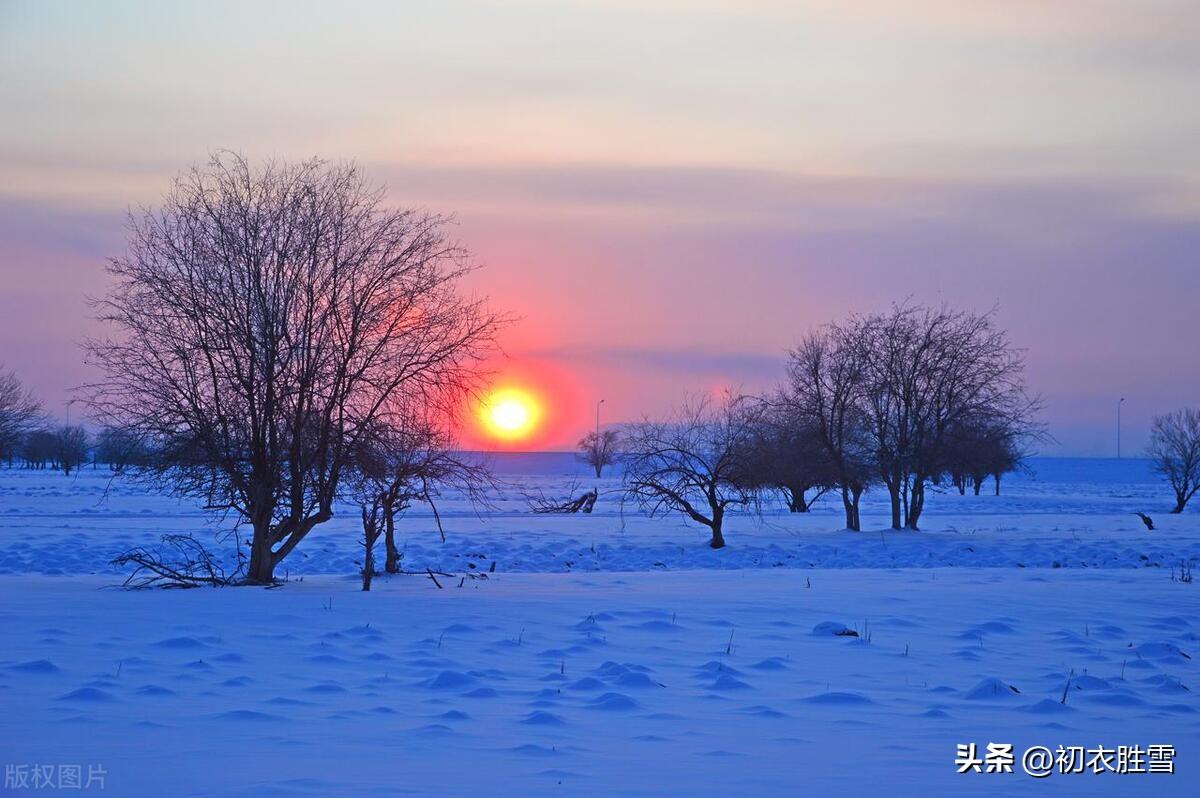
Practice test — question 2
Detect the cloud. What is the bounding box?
[530,344,784,380]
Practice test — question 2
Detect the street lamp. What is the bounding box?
[1117,397,1126,459]
[595,399,605,440]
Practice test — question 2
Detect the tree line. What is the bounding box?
[587,328,1200,548]
[600,303,1044,548]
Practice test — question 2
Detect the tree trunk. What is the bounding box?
[888,484,903,530]
[383,501,400,574]
[994,473,1002,496]
[785,485,808,513]
[841,485,861,532]
[247,525,276,585]
[906,481,924,530]
[362,529,375,592]
[709,506,726,549]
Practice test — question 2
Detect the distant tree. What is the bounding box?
[940,420,986,496]
[1147,408,1200,513]
[578,429,621,478]
[0,368,42,465]
[85,153,502,584]
[851,304,1039,530]
[941,415,1027,496]
[783,329,875,531]
[21,429,55,470]
[983,431,1026,496]
[51,425,90,475]
[95,426,152,473]
[622,395,758,549]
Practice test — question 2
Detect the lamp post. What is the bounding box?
[595,399,605,440]
[1117,397,1125,459]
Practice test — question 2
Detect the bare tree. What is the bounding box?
[735,401,833,513]
[52,425,90,475]
[357,490,385,591]
[0,368,42,465]
[1148,408,1200,513]
[984,429,1026,496]
[578,429,621,478]
[851,304,1038,530]
[85,153,503,584]
[351,413,496,579]
[21,429,55,470]
[941,415,1028,496]
[95,425,152,473]
[622,395,758,549]
[783,329,875,531]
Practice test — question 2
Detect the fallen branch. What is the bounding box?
[525,480,599,514]
[111,534,233,589]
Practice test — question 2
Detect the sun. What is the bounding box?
[480,388,542,442]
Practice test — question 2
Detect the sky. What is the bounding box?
[1,0,1198,453]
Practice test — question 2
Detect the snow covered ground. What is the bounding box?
[1,457,1198,795]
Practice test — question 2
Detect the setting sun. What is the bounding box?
[480,388,542,442]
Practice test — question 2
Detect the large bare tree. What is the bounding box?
[734,400,834,513]
[622,395,758,549]
[851,304,1039,530]
[86,153,502,583]
[1147,408,1200,513]
[782,328,875,531]
[0,368,42,465]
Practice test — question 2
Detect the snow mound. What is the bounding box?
[963,678,1020,700]
[812,621,858,637]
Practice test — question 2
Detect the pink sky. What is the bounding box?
[2,1,1199,452]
